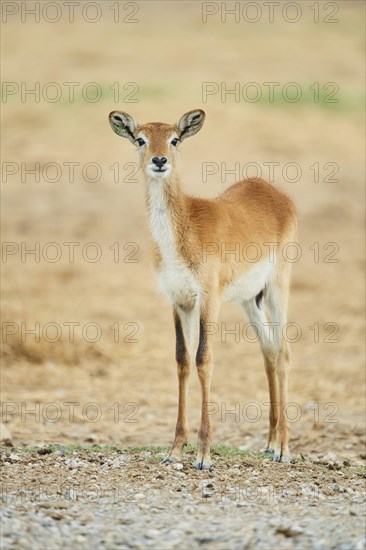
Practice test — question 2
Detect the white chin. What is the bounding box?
[146,167,171,179]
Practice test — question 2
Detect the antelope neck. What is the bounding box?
[145,174,188,263]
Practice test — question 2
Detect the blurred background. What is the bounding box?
[1,1,365,459]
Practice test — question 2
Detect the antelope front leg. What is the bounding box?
[194,307,217,470]
[273,341,291,464]
[264,355,280,453]
[163,309,191,464]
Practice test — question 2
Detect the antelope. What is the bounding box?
[109,109,297,469]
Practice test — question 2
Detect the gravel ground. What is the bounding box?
[1,446,365,550]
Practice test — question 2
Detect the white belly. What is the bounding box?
[223,257,275,304]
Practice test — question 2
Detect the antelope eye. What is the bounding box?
[171,138,179,146]
[135,138,146,147]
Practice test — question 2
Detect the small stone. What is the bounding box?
[50,511,65,520]
[173,462,183,470]
[0,423,12,441]
[80,512,94,523]
[65,459,81,468]
[228,467,241,476]
[276,525,303,537]
[202,490,214,499]
[8,453,22,462]
[41,518,53,527]
[64,488,77,501]
[202,481,214,488]
[323,451,337,462]
[118,517,134,525]
[118,454,130,463]
[15,538,29,547]
[37,501,63,510]
[146,529,160,538]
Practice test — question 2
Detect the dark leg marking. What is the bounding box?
[196,319,207,366]
[174,311,186,364]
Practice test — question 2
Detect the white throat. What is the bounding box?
[147,177,178,263]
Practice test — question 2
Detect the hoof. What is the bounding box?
[273,453,291,464]
[194,459,212,471]
[162,455,177,464]
[264,447,274,455]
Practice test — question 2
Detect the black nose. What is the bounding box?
[152,157,168,169]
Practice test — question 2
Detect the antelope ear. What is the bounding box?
[176,109,205,140]
[109,111,137,143]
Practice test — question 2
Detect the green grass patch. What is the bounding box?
[0,443,120,455]
[2,444,365,475]
[0,443,256,457]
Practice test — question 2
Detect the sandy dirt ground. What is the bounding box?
[1,1,365,548]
